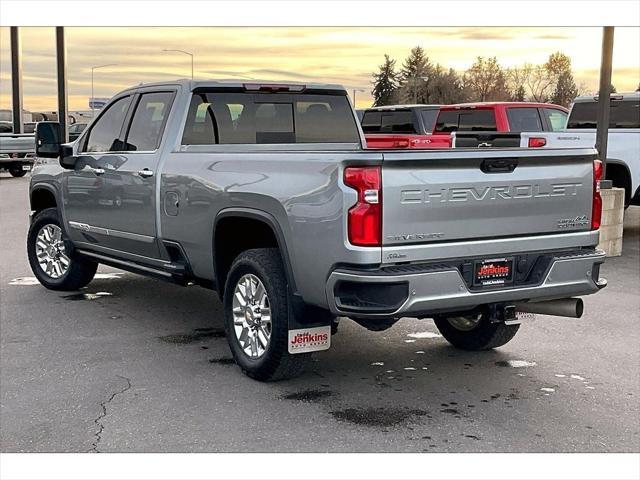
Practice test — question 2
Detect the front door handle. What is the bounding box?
[138,169,154,178]
[85,166,105,175]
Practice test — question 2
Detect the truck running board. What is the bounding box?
[76,249,193,286]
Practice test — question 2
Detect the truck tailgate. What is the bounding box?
[381,148,597,255]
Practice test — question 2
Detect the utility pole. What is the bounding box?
[10,27,23,134]
[353,88,364,107]
[595,26,614,188]
[56,27,68,143]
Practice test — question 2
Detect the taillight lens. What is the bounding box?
[528,137,547,148]
[344,166,382,246]
[592,160,603,230]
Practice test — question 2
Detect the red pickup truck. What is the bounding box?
[362,102,568,149]
[360,104,440,149]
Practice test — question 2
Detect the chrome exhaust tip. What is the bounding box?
[515,298,584,319]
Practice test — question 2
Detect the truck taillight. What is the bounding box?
[592,160,603,230]
[528,137,547,148]
[344,166,382,246]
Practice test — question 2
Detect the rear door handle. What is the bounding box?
[85,166,104,175]
[138,169,154,178]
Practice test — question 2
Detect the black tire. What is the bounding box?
[434,313,520,351]
[9,165,27,177]
[223,248,311,381]
[27,208,98,291]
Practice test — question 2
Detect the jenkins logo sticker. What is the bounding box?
[288,326,331,354]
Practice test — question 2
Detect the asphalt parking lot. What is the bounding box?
[1,173,638,453]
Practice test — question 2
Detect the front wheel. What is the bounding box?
[434,312,520,350]
[223,248,310,381]
[27,208,98,291]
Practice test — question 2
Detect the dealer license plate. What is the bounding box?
[473,257,514,287]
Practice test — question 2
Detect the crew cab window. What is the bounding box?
[83,96,131,152]
[568,99,640,129]
[435,109,497,133]
[507,107,543,132]
[182,92,359,145]
[361,110,416,134]
[542,108,568,131]
[124,92,175,151]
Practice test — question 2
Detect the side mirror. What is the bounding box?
[35,121,61,158]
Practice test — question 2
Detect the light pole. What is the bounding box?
[413,75,429,104]
[162,49,194,80]
[91,63,118,118]
[353,88,365,107]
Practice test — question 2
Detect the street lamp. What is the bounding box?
[352,88,365,107]
[413,75,429,104]
[162,49,194,80]
[91,63,118,118]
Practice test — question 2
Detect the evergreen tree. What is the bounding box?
[551,71,578,107]
[512,85,527,101]
[371,54,399,106]
[398,46,434,103]
[547,52,578,106]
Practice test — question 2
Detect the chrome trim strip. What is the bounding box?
[68,221,155,243]
[381,230,600,264]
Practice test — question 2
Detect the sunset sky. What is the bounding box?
[0,26,639,111]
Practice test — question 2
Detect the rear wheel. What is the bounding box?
[434,312,519,350]
[223,248,310,381]
[9,165,27,177]
[27,208,98,291]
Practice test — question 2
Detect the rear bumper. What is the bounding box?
[325,249,606,318]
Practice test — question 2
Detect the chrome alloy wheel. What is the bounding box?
[35,224,70,279]
[447,313,483,332]
[232,274,272,359]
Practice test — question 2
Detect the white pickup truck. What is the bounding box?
[521,92,640,206]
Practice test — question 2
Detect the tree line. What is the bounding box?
[371,46,597,108]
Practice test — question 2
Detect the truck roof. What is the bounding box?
[364,104,440,111]
[573,91,640,103]
[119,78,347,93]
[442,101,567,110]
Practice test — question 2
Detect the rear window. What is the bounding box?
[506,107,543,132]
[435,109,497,133]
[361,110,416,134]
[182,92,360,145]
[568,99,640,129]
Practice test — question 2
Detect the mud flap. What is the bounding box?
[287,292,332,354]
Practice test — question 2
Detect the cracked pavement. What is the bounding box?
[1,174,639,452]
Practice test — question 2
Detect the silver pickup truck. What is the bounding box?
[28,80,606,381]
[0,133,36,177]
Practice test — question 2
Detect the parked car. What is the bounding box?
[521,92,640,206]
[29,79,606,381]
[361,104,440,149]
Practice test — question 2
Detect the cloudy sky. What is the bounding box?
[0,26,638,111]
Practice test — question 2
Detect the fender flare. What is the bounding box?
[213,207,298,295]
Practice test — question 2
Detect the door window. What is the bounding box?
[83,96,131,152]
[124,92,175,151]
[541,108,568,131]
[507,107,543,132]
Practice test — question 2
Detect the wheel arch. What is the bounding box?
[30,183,59,215]
[605,160,632,205]
[213,208,297,298]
